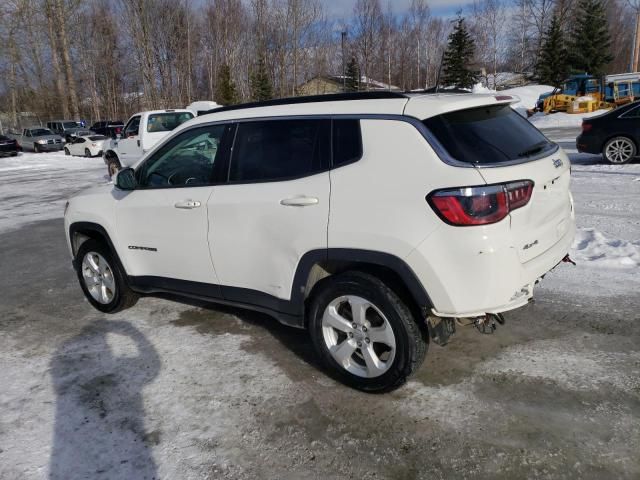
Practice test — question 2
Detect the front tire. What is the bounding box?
[308,272,427,392]
[603,136,636,164]
[64,147,70,156]
[34,144,40,153]
[84,148,91,158]
[75,239,138,313]
[107,156,121,178]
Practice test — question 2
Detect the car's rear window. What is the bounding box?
[423,105,555,164]
[147,112,194,133]
[89,135,108,141]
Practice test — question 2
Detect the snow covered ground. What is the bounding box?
[0,151,107,233]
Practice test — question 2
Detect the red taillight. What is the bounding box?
[428,181,534,226]
[581,122,592,133]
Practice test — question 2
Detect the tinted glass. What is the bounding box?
[147,112,194,133]
[138,125,228,188]
[619,105,640,118]
[63,121,79,129]
[423,105,555,164]
[124,117,140,137]
[89,135,108,141]
[229,120,330,182]
[333,119,362,167]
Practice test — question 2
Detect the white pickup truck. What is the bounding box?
[103,109,194,176]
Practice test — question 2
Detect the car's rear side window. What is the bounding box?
[229,119,330,182]
[423,105,555,164]
[333,119,362,167]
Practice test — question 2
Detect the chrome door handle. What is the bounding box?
[280,196,319,207]
[174,200,201,209]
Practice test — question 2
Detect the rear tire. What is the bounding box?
[75,239,138,313]
[603,136,636,164]
[84,148,91,158]
[308,271,427,392]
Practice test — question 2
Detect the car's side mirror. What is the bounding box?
[114,167,136,190]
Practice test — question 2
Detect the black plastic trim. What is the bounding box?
[124,248,431,330]
[203,91,407,115]
[68,222,126,273]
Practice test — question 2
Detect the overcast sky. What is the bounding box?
[322,0,476,19]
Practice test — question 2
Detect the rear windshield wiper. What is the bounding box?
[517,141,550,158]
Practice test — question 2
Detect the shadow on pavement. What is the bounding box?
[49,320,160,480]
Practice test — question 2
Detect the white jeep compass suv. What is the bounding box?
[65,92,575,392]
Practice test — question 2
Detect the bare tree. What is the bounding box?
[353,0,383,89]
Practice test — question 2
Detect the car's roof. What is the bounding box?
[132,109,194,117]
[194,92,519,125]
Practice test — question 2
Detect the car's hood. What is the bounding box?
[33,134,63,141]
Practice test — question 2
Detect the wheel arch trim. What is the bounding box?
[290,248,433,318]
[68,222,126,274]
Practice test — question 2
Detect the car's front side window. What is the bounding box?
[137,125,230,189]
[124,117,141,138]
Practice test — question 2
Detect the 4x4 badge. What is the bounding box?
[553,158,563,168]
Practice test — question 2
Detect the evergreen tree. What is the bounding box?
[567,0,613,76]
[345,57,360,92]
[214,64,238,105]
[536,15,569,87]
[441,16,476,89]
[250,53,273,102]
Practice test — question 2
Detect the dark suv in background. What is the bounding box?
[47,120,85,142]
[90,121,124,138]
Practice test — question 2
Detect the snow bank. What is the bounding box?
[500,85,554,116]
[528,109,608,128]
[470,84,555,117]
[573,228,640,268]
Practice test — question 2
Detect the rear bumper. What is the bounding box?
[576,134,601,154]
[406,212,576,318]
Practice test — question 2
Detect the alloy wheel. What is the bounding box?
[321,295,396,378]
[605,138,634,163]
[81,251,116,304]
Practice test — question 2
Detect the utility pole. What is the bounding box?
[629,2,640,71]
[341,31,347,92]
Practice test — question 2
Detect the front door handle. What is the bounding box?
[174,200,201,209]
[280,196,319,207]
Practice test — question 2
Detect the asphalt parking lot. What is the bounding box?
[1,130,639,479]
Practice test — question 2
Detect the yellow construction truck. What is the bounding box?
[530,73,640,115]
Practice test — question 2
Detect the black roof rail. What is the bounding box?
[203,91,408,115]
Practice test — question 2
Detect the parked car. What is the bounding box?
[47,120,85,141]
[10,127,64,152]
[90,120,124,137]
[65,92,576,392]
[64,134,108,157]
[0,135,20,156]
[577,100,640,164]
[102,109,194,177]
